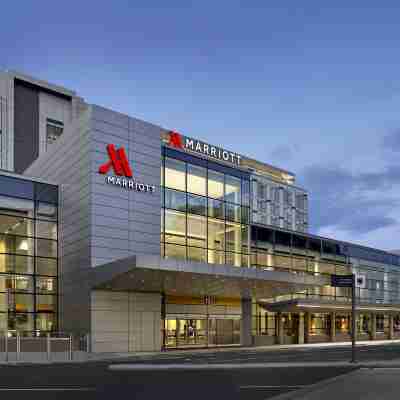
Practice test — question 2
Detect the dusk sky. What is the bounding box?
[2,1,400,250]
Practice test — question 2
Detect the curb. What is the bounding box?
[108,362,400,371]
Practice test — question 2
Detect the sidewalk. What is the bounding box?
[1,338,400,364]
[273,368,400,400]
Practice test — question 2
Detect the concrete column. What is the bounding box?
[298,313,305,344]
[277,313,284,344]
[389,315,394,340]
[240,298,252,347]
[330,312,336,342]
[304,312,311,343]
[176,319,180,347]
[371,314,376,341]
[161,293,166,351]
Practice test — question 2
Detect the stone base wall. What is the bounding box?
[91,290,161,353]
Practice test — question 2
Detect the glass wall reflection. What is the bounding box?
[0,176,58,333]
[161,151,250,267]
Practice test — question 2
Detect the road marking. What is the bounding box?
[0,388,94,391]
[239,385,307,389]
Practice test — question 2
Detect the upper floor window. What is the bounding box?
[165,158,186,191]
[46,119,64,149]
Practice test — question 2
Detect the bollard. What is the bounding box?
[16,332,20,361]
[69,334,73,361]
[4,331,8,362]
[46,333,51,361]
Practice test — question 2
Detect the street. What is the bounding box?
[1,343,400,399]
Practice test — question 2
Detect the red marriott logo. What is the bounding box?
[98,144,133,178]
[168,131,184,149]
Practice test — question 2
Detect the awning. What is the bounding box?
[261,298,400,314]
[87,254,329,300]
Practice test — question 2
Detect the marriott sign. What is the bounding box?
[167,131,242,166]
[98,144,156,193]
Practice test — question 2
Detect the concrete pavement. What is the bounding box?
[273,368,400,400]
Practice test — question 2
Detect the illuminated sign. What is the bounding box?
[99,144,155,193]
[99,144,133,177]
[166,131,241,166]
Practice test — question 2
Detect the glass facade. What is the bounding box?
[251,175,308,232]
[0,175,58,334]
[160,141,400,347]
[251,225,352,302]
[161,148,250,267]
[250,225,400,305]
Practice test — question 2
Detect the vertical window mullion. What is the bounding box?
[205,165,208,263]
[33,184,37,333]
[163,155,166,259]
[185,162,188,260]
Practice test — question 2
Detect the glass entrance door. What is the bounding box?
[165,319,208,348]
[165,318,240,348]
[177,319,207,347]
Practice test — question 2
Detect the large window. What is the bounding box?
[162,151,250,267]
[0,176,58,333]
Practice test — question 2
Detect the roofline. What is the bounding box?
[5,69,77,99]
[251,222,400,261]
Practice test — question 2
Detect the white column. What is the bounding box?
[389,315,394,340]
[330,312,336,342]
[298,313,305,344]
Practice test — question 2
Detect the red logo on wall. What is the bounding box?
[168,131,183,149]
[98,144,133,178]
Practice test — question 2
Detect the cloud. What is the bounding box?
[269,144,300,163]
[300,164,400,235]
[382,129,400,151]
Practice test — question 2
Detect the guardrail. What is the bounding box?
[2,331,90,362]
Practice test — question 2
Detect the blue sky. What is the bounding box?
[2,1,400,250]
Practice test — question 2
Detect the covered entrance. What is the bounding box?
[164,295,242,349]
[165,317,241,349]
[87,254,327,352]
[261,298,400,344]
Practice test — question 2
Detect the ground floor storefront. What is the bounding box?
[257,299,400,346]
[89,289,400,352]
[164,296,241,348]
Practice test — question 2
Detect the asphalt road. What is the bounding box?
[1,344,400,400]
[114,342,400,364]
[0,363,356,400]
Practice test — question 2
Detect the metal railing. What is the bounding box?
[2,331,90,362]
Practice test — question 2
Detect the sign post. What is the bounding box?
[351,274,356,363]
[331,274,356,363]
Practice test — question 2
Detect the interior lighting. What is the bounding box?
[18,239,29,251]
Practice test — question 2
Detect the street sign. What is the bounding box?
[355,273,366,288]
[330,273,357,363]
[331,274,354,287]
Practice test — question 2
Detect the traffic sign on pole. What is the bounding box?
[330,274,357,363]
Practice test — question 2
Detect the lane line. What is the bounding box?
[0,388,94,391]
[239,385,307,389]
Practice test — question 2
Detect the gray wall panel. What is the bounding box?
[92,106,129,129]
[26,104,163,336]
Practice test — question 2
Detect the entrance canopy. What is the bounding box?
[262,298,400,314]
[90,255,328,300]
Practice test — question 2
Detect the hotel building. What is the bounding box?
[0,70,399,351]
